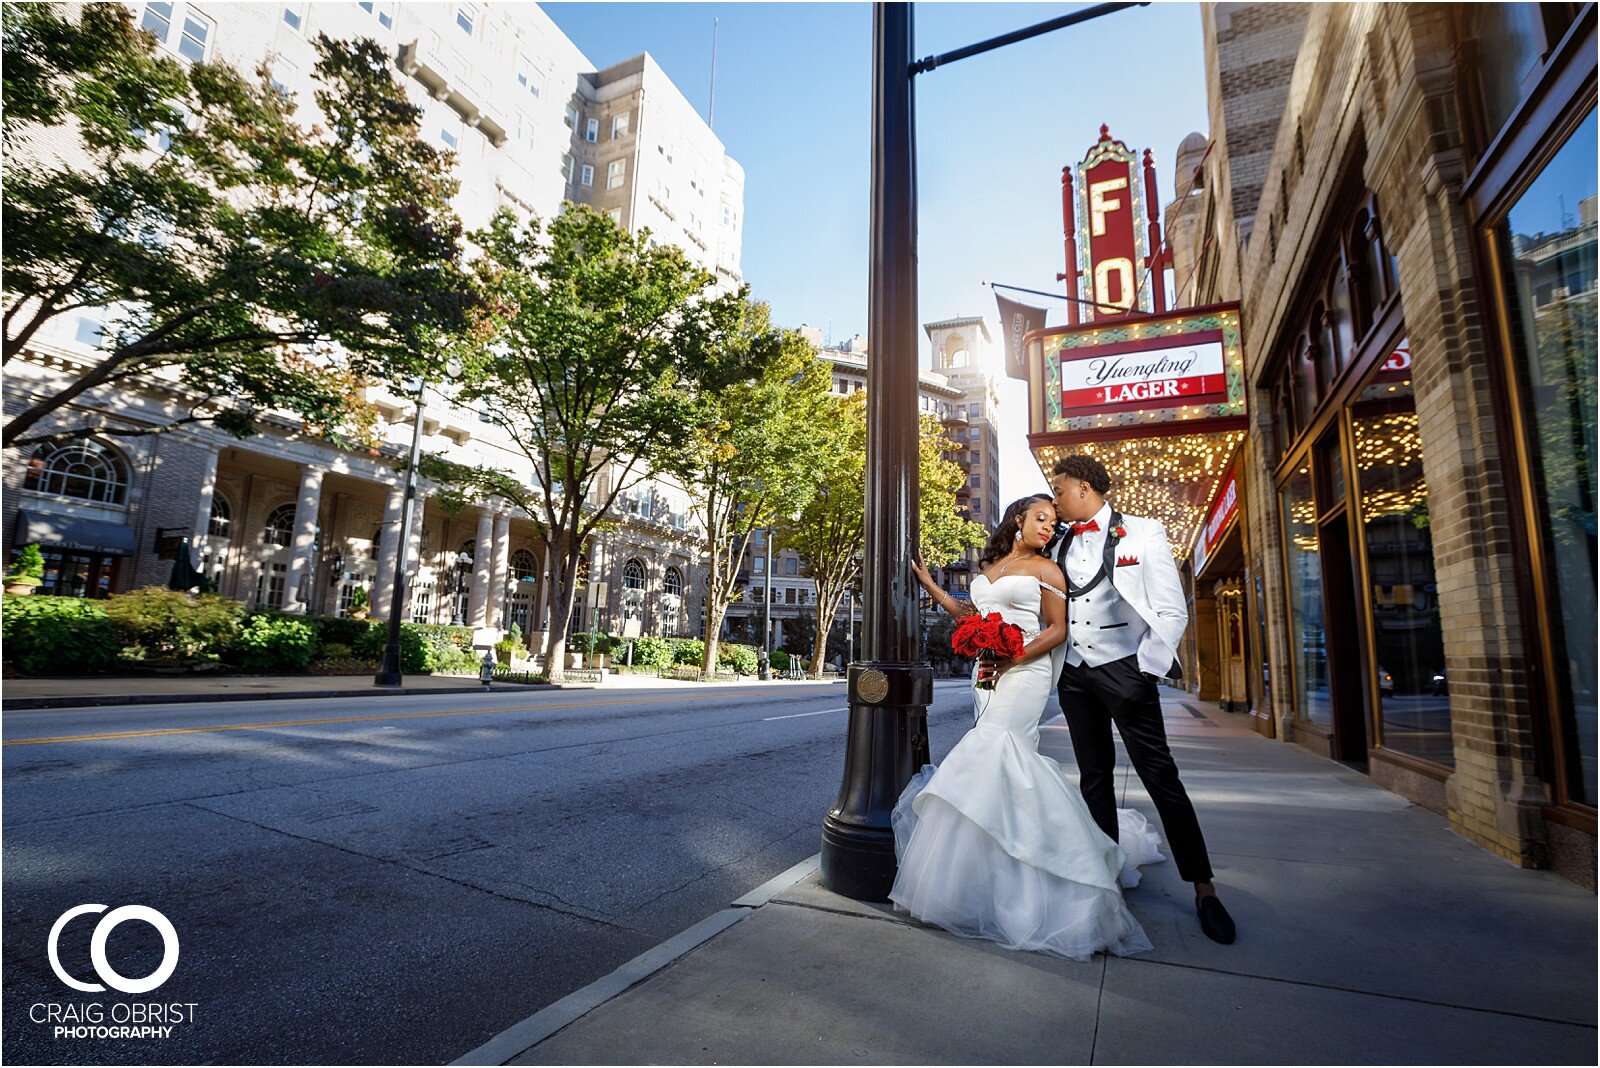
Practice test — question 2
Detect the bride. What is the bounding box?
[898,494,1165,961]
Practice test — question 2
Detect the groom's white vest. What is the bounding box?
[1053,511,1188,678]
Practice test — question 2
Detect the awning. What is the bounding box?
[13,509,138,556]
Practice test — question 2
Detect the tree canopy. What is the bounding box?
[2,3,476,449]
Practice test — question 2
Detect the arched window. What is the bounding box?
[24,438,129,504]
[368,525,382,561]
[208,496,232,539]
[263,503,296,548]
[458,538,476,564]
[623,558,647,591]
[661,566,684,635]
[512,548,537,582]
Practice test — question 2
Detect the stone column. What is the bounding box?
[482,510,512,632]
[400,493,428,618]
[467,508,495,627]
[190,446,220,569]
[282,466,324,615]
[371,483,405,621]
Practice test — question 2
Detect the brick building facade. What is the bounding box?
[1176,2,1596,885]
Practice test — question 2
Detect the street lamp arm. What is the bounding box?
[910,1,1149,75]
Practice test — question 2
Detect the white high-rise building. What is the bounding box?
[3,3,740,656]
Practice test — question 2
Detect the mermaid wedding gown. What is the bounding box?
[890,573,1165,961]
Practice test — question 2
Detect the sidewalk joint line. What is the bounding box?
[1119,955,1598,1029]
[1089,953,1108,1064]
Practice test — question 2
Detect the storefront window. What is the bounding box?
[1494,112,1598,805]
[1351,360,1450,766]
[1280,468,1326,727]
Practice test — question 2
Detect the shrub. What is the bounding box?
[103,587,243,660]
[312,616,371,652]
[349,586,369,612]
[316,641,354,662]
[719,643,759,675]
[769,649,791,672]
[230,614,317,672]
[570,631,613,656]
[671,638,705,666]
[628,635,674,667]
[6,543,45,583]
[354,622,430,672]
[1,594,119,674]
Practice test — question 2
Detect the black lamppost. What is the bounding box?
[821,4,928,902]
[375,377,427,687]
[821,1,1148,902]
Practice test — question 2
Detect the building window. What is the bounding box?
[1491,112,1598,806]
[454,3,475,35]
[971,501,982,515]
[611,112,630,139]
[24,438,129,505]
[208,497,232,539]
[585,118,599,143]
[411,586,433,623]
[282,4,305,32]
[440,127,459,150]
[177,8,211,61]
[606,159,626,190]
[623,558,647,593]
[73,314,105,348]
[560,153,574,183]
[35,549,118,599]
[358,0,395,29]
[141,2,173,41]
[785,587,797,605]
[256,562,287,610]
[753,556,764,575]
[1350,351,1448,766]
[263,503,296,549]
[607,208,622,224]
[580,164,593,187]
[969,474,981,488]
[516,55,542,97]
[564,104,578,130]
[785,557,797,577]
[1279,466,1325,728]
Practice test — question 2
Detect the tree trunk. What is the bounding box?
[541,536,581,682]
[701,604,724,680]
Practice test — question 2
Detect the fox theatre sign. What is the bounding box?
[1022,125,1248,559]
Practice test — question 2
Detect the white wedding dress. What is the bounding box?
[890,573,1165,961]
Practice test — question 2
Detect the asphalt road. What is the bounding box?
[2,679,979,1065]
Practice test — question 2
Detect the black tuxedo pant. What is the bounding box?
[1059,654,1214,883]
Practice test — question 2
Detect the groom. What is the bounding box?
[1047,454,1236,944]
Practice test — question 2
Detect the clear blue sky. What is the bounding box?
[544,1,1212,502]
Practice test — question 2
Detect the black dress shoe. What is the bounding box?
[1196,895,1236,944]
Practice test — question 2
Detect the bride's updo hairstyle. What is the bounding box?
[979,494,1055,569]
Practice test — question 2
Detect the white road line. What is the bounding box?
[762,706,848,721]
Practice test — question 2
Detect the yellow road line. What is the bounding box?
[2,690,784,748]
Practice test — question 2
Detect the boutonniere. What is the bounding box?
[1110,523,1128,541]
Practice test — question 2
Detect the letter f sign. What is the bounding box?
[1090,177,1128,237]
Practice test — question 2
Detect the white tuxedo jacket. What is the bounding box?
[1053,511,1188,678]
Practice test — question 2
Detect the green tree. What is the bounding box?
[671,311,834,677]
[779,392,985,675]
[424,206,737,680]
[2,4,476,449]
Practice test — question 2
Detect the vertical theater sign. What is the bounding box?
[1026,126,1247,561]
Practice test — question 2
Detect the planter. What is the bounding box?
[348,609,370,621]
[4,581,39,596]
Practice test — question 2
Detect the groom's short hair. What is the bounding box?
[1052,455,1111,495]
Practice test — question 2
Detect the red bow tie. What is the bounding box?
[1071,519,1100,534]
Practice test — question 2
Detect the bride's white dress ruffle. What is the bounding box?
[889,573,1165,961]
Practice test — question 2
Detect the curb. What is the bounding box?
[2,681,566,711]
[451,853,823,1066]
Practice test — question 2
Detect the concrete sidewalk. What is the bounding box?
[459,697,1597,1066]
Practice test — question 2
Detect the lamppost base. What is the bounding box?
[820,814,898,902]
[373,672,403,687]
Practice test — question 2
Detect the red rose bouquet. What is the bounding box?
[951,612,1028,689]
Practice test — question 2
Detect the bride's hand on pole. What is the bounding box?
[910,553,935,592]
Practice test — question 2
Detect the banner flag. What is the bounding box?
[994,292,1046,382]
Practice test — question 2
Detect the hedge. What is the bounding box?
[1,595,119,674]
